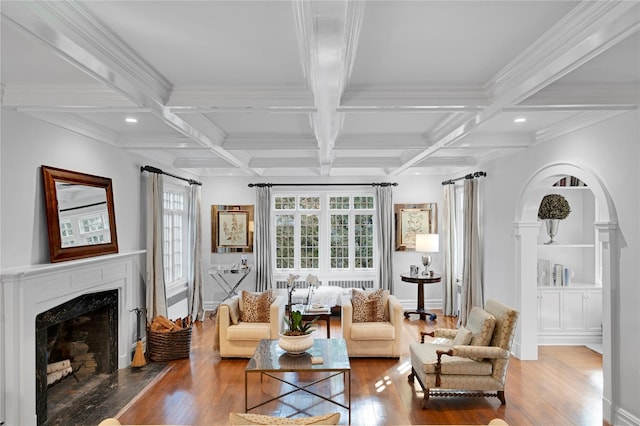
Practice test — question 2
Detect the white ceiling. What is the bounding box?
[2,1,639,178]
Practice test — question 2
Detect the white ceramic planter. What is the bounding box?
[278,333,314,355]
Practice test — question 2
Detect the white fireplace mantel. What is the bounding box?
[1,250,145,426]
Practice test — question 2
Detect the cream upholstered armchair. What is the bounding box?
[408,299,519,408]
[341,289,403,358]
[217,290,285,358]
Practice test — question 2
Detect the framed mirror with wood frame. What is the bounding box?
[42,165,119,262]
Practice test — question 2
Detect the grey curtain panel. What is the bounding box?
[188,184,205,322]
[442,184,457,316]
[459,178,484,326]
[145,173,167,323]
[254,186,273,292]
[376,185,394,293]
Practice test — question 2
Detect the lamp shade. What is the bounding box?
[415,233,439,253]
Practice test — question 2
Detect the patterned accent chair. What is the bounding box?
[408,299,519,408]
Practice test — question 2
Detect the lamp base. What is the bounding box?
[421,254,432,276]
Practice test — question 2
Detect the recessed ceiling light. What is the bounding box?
[125,117,138,124]
[514,117,527,124]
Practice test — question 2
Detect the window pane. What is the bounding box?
[276,214,295,269]
[354,214,374,269]
[330,214,349,268]
[300,214,319,268]
[275,196,295,210]
[299,197,320,210]
[353,196,374,209]
[329,196,350,209]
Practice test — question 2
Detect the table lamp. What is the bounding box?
[415,233,439,276]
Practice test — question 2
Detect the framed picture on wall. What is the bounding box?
[394,203,437,251]
[211,205,254,253]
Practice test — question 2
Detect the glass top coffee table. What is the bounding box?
[245,338,351,423]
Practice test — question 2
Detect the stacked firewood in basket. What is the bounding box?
[149,315,192,332]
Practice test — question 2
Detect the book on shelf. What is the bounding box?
[552,263,572,286]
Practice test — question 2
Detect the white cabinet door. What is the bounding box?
[563,290,586,331]
[538,289,562,331]
[584,289,603,332]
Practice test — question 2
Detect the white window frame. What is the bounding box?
[272,190,377,282]
[163,183,189,292]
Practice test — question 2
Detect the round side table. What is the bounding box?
[400,273,442,321]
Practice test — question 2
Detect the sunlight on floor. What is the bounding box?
[375,375,393,393]
[397,360,412,374]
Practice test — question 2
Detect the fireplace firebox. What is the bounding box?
[35,290,118,425]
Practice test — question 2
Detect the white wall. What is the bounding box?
[0,111,145,268]
[478,110,639,423]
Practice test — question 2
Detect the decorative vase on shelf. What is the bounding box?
[544,219,560,245]
[538,193,571,245]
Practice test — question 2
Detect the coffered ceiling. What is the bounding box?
[2,1,639,177]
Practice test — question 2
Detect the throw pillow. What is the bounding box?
[451,325,473,346]
[240,290,274,323]
[351,288,387,322]
[229,412,340,425]
[465,307,496,361]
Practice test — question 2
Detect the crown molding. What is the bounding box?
[414,156,477,167]
[173,158,236,169]
[518,83,640,108]
[535,110,629,143]
[167,86,314,108]
[1,84,135,107]
[21,111,118,146]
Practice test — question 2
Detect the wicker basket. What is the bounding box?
[147,324,192,362]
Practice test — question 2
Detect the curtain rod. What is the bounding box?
[248,182,398,188]
[140,165,202,186]
[441,171,486,186]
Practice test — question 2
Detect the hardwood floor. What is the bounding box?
[117,312,604,425]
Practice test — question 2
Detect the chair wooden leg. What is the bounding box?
[421,390,430,409]
[497,390,506,405]
[408,369,415,383]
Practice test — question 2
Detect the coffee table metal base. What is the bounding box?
[245,339,350,423]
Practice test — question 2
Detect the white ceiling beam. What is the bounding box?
[249,157,319,168]
[517,83,640,108]
[168,86,314,108]
[340,86,487,109]
[293,0,366,175]
[392,1,640,175]
[173,158,236,169]
[335,134,429,149]
[332,157,402,168]
[223,136,318,150]
[414,157,478,167]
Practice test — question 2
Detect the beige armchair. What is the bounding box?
[217,293,285,358]
[341,290,404,358]
[408,299,519,408]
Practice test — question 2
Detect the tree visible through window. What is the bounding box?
[274,193,375,274]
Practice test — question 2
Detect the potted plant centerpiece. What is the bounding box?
[278,310,318,356]
[538,193,571,244]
